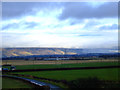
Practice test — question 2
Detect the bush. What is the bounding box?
[68,77,104,89]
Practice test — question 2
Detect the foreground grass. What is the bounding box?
[12,68,120,81]
[15,61,119,70]
[2,77,35,89]
[9,68,120,89]
[68,77,120,89]
[7,61,120,89]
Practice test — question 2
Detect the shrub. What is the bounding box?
[68,77,103,89]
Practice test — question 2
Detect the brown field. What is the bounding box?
[2,59,118,65]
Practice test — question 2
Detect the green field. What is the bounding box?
[5,61,120,89]
[15,61,119,70]
[12,68,120,81]
[2,77,35,89]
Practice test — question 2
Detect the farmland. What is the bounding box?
[2,77,36,89]
[11,68,119,81]
[16,61,119,70]
[3,59,120,89]
[2,59,119,70]
[2,59,118,65]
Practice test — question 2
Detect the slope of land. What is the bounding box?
[2,47,118,58]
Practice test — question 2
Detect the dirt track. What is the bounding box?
[2,59,119,65]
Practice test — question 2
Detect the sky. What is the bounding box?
[1,2,118,48]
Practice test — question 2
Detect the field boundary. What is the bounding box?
[3,65,120,72]
[2,75,43,89]
[2,59,119,65]
[2,75,60,89]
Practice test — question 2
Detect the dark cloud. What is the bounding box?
[3,2,117,20]
[2,2,62,19]
[2,2,34,19]
[59,2,118,20]
[99,24,118,30]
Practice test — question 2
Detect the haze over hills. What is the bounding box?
[2,47,118,58]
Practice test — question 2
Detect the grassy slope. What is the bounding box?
[13,68,120,81]
[2,77,34,88]
[15,62,119,70]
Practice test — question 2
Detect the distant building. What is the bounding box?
[43,57,70,60]
[10,66,16,70]
[2,64,16,71]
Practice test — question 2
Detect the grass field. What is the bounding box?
[2,59,118,65]
[15,61,119,70]
[3,60,120,89]
[4,60,120,81]
[12,68,120,81]
[2,59,119,70]
[2,77,35,89]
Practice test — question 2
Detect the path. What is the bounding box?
[2,75,62,90]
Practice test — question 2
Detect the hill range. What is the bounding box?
[1,47,118,58]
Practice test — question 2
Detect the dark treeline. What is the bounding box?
[68,77,120,89]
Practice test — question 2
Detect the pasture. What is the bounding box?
[3,60,120,81]
[2,59,118,65]
[12,68,119,81]
[16,61,119,70]
[2,77,36,89]
[3,59,120,89]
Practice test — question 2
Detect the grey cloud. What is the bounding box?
[59,2,118,20]
[25,22,38,28]
[2,21,39,30]
[2,2,118,20]
[69,20,83,25]
[2,2,62,20]
[78,34,101,37]
[99,24,118,30]
[2,23,19,30]
[83,20,100,29]
[2,2,35,19]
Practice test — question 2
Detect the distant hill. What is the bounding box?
[2,47,118,58]
[2,48,82,58]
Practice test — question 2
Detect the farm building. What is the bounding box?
[2,64,16,71]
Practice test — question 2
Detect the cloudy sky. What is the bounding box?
[1,2,118,48]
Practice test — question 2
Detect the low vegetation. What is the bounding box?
[2,77,35,89]
[12,68,119,81]
[68,77,120,89]
[9,68,120,89]
[3,60,120,89]
[3,60,119,70]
